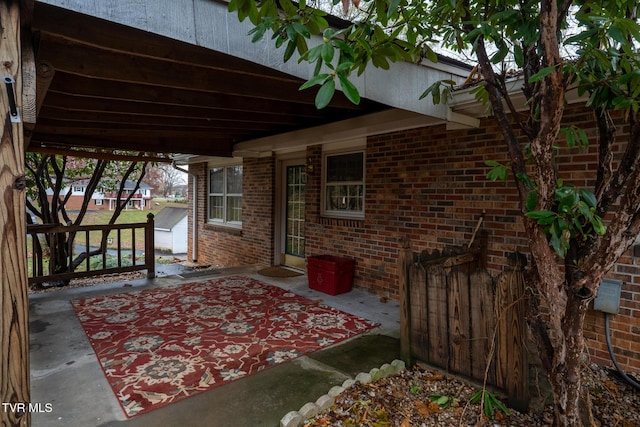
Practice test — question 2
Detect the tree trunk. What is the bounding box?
[0,2,31,426]
[528,274,595,427]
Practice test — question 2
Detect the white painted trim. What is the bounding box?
[446,109,481,130]
[233,108,442,157]
[274,157,307,267]
[322,137,366,152]
[206,157,244,168]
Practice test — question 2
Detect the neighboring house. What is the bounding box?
[177,91,640,375]
[46,179,153,211]
[153,207,188,254]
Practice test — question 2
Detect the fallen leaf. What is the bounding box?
[422,374,445,382]
[415,400,431,417]
[428,401,442,413]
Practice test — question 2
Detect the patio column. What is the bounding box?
[1,1,31,426]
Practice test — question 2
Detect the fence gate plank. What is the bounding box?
[409,262,428,362]
[496,258,529,412]
[469,269,496,384]
[426,263,449,367]
[398,238,413,365]
[448,265,472,376]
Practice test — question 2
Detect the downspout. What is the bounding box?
[172,162,197,263]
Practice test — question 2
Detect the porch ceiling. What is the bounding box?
[28,2,389,158]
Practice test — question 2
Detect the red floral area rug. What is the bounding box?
[71,275,378,418]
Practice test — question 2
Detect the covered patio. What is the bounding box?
[3,2,467,425]
[29,267,400,427]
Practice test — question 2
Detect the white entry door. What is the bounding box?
[281,163,306,269]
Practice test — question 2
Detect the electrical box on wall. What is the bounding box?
[593,278,623,314]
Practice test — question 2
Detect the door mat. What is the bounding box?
[258,266,303,278]
[71,276,377,417]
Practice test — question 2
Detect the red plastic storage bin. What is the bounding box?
[307,255,355,296]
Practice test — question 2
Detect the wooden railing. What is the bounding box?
[399,237,530,411]
[26,213,155,286]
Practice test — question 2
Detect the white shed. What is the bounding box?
[153,207,188,254]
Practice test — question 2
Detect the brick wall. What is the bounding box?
[304,104,639,374]
[188,156,275,267]
[188,104,639,374]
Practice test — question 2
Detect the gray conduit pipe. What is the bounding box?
[605,313,640,391]
[172,162,197,263]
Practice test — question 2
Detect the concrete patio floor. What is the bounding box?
[29,266,401,427]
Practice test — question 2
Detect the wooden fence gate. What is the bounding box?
[399,238,530,410]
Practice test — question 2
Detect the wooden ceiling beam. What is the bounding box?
[35,116,286,132]
[26,2,387,158]
[32,2,292,81]
[30,136,234,157]
[36,36,358,108]
[28,145,173,163]
[39,94,318,126]
[31,124,267,139]
[38,107,304,129]
[46,73,344,118]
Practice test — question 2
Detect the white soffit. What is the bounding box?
[232,108,443,157]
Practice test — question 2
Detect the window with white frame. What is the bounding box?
[322,150,364,219]
[208,165,243,226]
[95,199,103,206]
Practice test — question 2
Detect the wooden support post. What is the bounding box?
[1,1,31,426]
[23,60,54,148]
[146,213,155,279]
[398,237,412,366]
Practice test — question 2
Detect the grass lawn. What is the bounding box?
[71,201,186,251]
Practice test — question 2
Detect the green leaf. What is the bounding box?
[491,41,509,64]
[420,81,441,102]
[371,52,390,70]
[321,42,334,64]
[335,61,354,73]
[385,0,401,18]
[516,172,533,188]
[526,190,538,211]
[315,78,335,109]
[338,74,360,105]
[283,38,297,62]
[299,73,330,90]
[423,45,438,64]
[579,189,597,208]
[303,44,323,63]
[296,35,308,56]
[249,25,267,43]
[514,44,524,68]
[291,22,310,38]
[529,65,558,83]
[525,210,555,220]
[592,216,606,235]
[322,28,336,41]
[485,161,508,181]
[279,0,298,14]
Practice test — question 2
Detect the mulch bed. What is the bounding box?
[304,362,640,426]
